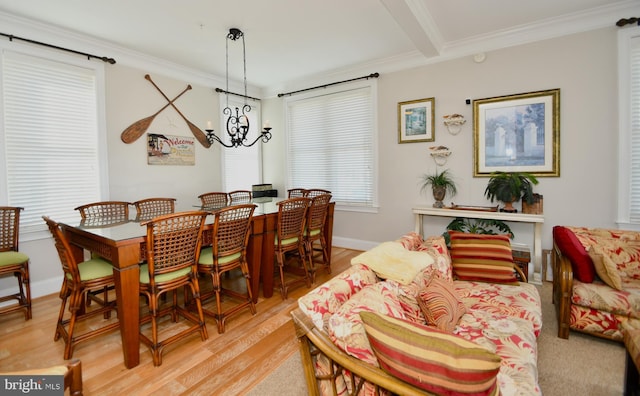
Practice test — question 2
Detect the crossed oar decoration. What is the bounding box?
[120,74,211,148]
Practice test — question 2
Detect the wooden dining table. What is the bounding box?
[59,198,334,369]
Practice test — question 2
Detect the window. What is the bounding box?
[220,95,262,191]
[618,26,640,230]
[0,48,107,238]
[284,81,378,211]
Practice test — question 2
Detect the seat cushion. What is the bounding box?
[75,258,114,281]
[0,251,29,266]
[139,264,191,284]
[198,247,241,265]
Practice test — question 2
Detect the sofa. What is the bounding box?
[552,225,640,341]
[292,232,542,395]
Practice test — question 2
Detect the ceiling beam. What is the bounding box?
[379,0,441,58]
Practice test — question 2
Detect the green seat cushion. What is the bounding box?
[139,263,192,284]
[72,258,113,281]
[0,251,29,266]
[307,228,321,237]
[275,236,301,246]
[198,247,241,266]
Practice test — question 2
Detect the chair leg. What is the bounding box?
[212,271,225,334]
[276,251,288,300]
[240,262,257,315]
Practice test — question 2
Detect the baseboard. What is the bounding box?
[332,236,379,252]
[0,275,62,302]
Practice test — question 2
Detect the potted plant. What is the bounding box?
[420,169,457,208]
[484,171,539,213]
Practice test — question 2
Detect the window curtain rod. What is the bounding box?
[0,32,116,64]
[616,17,639,27]
[214,87,260,101]
[277,72,379,98]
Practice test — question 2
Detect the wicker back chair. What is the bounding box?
[43,216,119,360]
[74,201,130,220]
[228,190,252,203]
[133,197,176,221]
[304,194,332,279]
[287,188,307,198]
[198,192,229,208]
[274,197,312,299]
[198,204,256,333]
[0,359,83,396]
[306,188,332,198]
[0,206,31,320]
[138,211,208,366]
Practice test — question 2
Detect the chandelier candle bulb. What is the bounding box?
[206,121,213,130]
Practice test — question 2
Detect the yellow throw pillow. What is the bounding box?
[351,241,434,285]
[588,245,622,290]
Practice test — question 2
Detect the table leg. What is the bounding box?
[260,213,277,299]
[247,216,265,303]
[532,223,543,283]
[111,244,141,369]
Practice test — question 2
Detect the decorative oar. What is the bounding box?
[120,85,191,144]
[145,74,211,148]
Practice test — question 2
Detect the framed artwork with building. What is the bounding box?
[473,89,560,176]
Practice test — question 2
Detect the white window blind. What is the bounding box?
[221,95,262,191]
[629,35,640,223]
[285,84,376,208]
[1,51,103,233]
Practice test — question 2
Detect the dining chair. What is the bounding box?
[304,194,332,280]
[43,216,119,360]
[133,197,176,220]
[287,188,307,198]
[274,197,312,300]
[306,189,332,198]
[0,206,32,320]
[0,359,83,396]
[138,211,208,366]
[197,204,256,333]
[228,190,252,203]
[198,192,229,208]
[74,201,130,220]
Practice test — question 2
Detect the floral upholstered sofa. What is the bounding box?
[552,225,640,341]
[292,232,542,395]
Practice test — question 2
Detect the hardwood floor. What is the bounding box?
[0,247,361,395]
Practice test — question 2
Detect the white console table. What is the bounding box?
[412,206,544,284]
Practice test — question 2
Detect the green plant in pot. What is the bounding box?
[484,171,539,213]
[421,169,457,208]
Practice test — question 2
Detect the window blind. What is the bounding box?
[2,51,102,233]
[630,35,640,223]
[285,85,376,207]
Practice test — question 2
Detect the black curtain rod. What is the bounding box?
[0,32,116,64]
[215,88,260,101]
[616,17,640,27]
[277,72,380,98]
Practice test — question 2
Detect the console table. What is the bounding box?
[412,206,544,284]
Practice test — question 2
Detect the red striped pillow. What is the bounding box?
[360,311,501,395]
[449,231,518,285]
[417,277,466,332]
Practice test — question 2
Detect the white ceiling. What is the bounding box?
[0,0,637,94]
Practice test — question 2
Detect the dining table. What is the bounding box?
[59,197,335,369]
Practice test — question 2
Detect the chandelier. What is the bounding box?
[206,28,272,148]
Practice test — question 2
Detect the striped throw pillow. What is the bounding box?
[360,311,501,395]
[417,277,466,332]
[449,231,518,285]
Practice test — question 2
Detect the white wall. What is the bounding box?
[265,27,619,253]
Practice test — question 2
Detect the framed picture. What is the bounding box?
[398,97,435,143]
[473,88,560,176]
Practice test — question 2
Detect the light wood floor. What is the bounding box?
[0,246,361,395]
